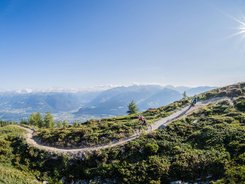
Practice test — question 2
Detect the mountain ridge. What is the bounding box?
[0,85,215,121]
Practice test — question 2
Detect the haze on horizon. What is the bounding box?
[0,0,244,90]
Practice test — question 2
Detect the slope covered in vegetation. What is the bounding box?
[34,99,189,148]
[0,125,43,184]
[0,82,244,183]
[34,82,244,149]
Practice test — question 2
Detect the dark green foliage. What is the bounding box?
[234,97,245,112]
[0,125,44,183]
[145,142,159,155]
[222,166,245,184]
[0,120,16,127]
[22,95,245,183]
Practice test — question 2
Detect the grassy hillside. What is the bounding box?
[0,82,244,183]
[0,164,41,184]
[34,82,244,148]
[35,98,189,148]
[198,82,244,100]
[0,125,46,184]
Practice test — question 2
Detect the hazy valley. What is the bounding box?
[0,85,215,122]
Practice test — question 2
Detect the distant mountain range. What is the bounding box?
[0,85,215,121]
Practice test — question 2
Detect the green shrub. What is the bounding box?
[145,143,159,155]
[235,99,245,112]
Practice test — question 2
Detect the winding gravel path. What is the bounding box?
[18,97,231,155]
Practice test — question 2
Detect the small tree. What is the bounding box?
[127,100,138,115]
[44,112,54,128]
[20,119,28,125]
[36,113,44,128]
[62,120,68,128]
[73,121,80,127]
[182,91,187,99]
[56,121,63,128]
[145,143,159,155]
[29,112,43,127]
[29,113,36,126]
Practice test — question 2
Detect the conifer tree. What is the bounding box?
[127,100,138,115]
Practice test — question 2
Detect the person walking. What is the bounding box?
[191,97,197,106]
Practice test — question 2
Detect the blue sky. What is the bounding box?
[0,0,244,90]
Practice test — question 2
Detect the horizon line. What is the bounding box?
[0,83,221,93]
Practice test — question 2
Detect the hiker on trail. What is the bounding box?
[191,97,197,106]
[138,115,146,125]
[138,115,143,122]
